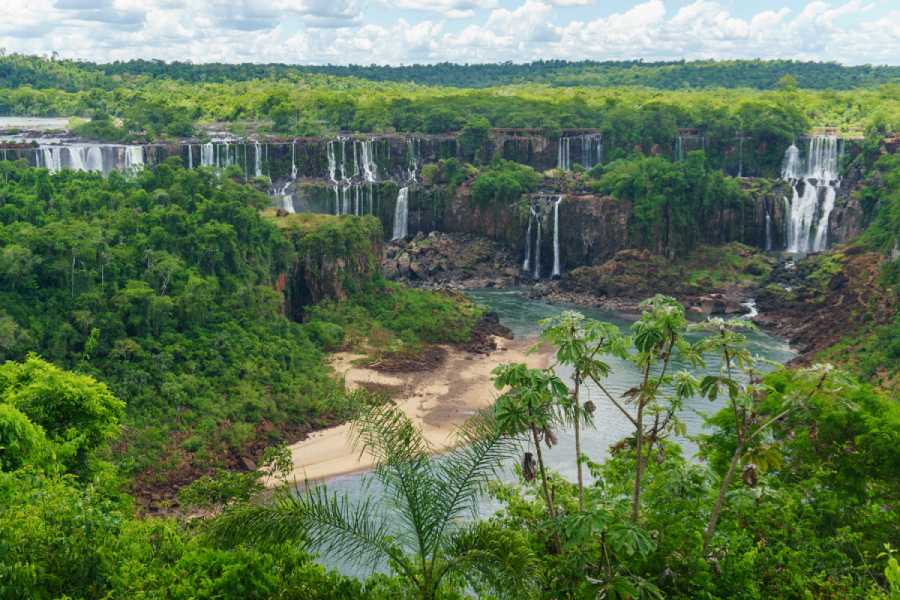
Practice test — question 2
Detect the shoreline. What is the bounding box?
[273,335,553,486]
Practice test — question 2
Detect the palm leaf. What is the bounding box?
[351,404,440,561]
[430,410,524,551]
[208,484,402,573]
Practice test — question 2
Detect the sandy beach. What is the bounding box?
[273,336,553,485]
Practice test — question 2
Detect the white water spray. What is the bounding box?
[392,187,409,241]
[783,136,841,253]
[552,195,563,278]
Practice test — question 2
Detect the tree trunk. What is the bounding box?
[631,400,644,523]
[573,379,584,511]
[702,440,745,553]
[532,425,555,519]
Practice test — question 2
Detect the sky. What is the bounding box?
[1,0,899,66]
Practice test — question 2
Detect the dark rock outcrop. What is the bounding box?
[383,231,519,289]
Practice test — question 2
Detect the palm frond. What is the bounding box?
[431,410,524,548]
[208,483,402,573]
[350,403,432,465]
[351,403,440,561]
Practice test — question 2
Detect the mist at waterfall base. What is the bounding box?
[311,289,795,578]
[782,136,842,254]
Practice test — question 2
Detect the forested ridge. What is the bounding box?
[0,159,482,502]
[1,54,898,143]
[2,54,899,90]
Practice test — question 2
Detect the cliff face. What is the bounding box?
[1,128,817,181]
[270,214,383,321]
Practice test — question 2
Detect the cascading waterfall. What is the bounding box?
[124,146,144,171]
[326,137,382,216]
[552,195,563,278]
[764,198,773,252]
[201,143,215,167]
[783,136,841,253]
[522,208,534,271]
[40,147,62,172]
[254,142,263,177]
[407,138,420,182]
[674,136,685,162]
[533,214,542,280]
[557,137,571,171]
[557,134,602,172]
[36,144,144,174]
[392,187,409,241]
[737,136,745,177]
[358,139,377,183]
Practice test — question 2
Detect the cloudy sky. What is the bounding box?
[1,0,898,66]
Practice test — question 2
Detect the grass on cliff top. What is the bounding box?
[682,243,775,289]
[262,209,343,233]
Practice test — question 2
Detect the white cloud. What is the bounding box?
[0,0,897,65]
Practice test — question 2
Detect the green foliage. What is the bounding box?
[0,162,367,489]
[210,404,534,600]
[0,468,396,600]
[419,158,473,189]
[470,160,542,209]
[596,152,754,254]
[5,54,900,91]
[858,153,900,253]
[70,114,129,142]
[0,403,49,471]
[307,281,483,356]
[458,116,491,161]
[0,355,123,476]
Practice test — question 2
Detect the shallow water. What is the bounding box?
[312,289,795,576]
[0,116,72,131]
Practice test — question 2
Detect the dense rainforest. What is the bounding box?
[0,55,898,599]
[1,55,899,143]
[3,55,899,90]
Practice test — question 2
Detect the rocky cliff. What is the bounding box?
[269,212,383,321]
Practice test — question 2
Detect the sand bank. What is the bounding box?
[273,336,552,485]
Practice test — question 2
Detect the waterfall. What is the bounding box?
[764,198,773,252]
[674,136,685,162]
[327,139,337,183]
[68,146,88,171]
[407,138,420,182]
[40,147,62,172]
[522,208,534,271]
[187,145,193,169]
[533,214,542,280]
[557,134,602,172]
[781,143,801,179]
[783,136,841,253]
[276,141,298,214]
[254,142,263,177]
[738,136,745,177]
[201,143,215,167]
[557,137,570,171]
[124,146,144,171]
[358,139,377,183]
[552,195,563,278]
[392,187,409,241]
[740,300,759,320]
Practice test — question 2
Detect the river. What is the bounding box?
[314,288,795,576]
